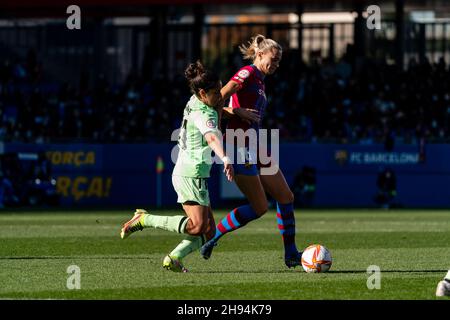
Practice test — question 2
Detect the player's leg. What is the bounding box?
[215,174,268,239]
[204,206,216,240]
[120,207,191,239]
[163,202,210,273]
[201,172,268,259]
[260,167,302,268]
[120,176,207,239]
[165,204,217,271]
[162,177,211,272]
[436,270,450,297]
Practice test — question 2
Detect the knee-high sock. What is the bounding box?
[143,214,189,234]
[276,202,299,258]
[212,205,259,242]
[170,235,206,259]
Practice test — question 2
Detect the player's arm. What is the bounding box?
[221,80,240,102]
[221,81,259,123]
[204,131,234,182]
[192,111,234,182]
[220,81,240,119]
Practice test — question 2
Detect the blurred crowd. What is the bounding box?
[1,48,449,144]
[264,50,450,144]
[0,152,59,207]
[0,50,187,143]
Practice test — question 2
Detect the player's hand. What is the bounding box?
[223,163,234,182]
[221,156,234,182]
[234,108,260,123]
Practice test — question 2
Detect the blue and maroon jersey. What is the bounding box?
[226,64,267,132]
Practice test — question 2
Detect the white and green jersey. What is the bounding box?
[173,95,220,178]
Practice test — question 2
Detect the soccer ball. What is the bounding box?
[301,244,332,273]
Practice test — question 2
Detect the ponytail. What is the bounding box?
[184,60,219,95]
[239,34,282,61]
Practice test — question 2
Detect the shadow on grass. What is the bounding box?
[0,256,153,260]
[328,270,445,274]
[191,269,447,274]
[1,257,446,275]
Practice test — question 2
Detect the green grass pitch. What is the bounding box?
[0,209,449,300]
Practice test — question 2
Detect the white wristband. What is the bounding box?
[221,156,231,165]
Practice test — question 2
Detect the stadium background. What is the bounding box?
[0,0,449,209]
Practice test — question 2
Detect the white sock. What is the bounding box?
[445,270,450,281]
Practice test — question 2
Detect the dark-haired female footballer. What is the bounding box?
[120,61,234,272]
